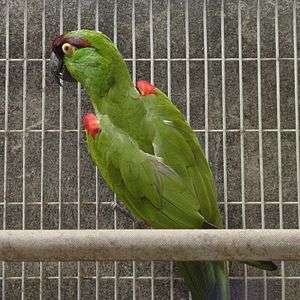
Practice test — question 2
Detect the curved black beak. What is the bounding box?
[50,52,76,86]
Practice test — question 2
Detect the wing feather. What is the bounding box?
[86,121,214,229]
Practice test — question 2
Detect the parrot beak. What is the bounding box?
[50,51,76,86]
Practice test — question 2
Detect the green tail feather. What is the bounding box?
[177,261,230,300]
[243,260,278,271]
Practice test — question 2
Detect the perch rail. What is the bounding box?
[0,229,299,261]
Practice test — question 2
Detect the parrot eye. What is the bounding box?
[62,43,76,56]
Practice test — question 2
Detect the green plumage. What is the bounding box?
[87,110,229,299]
[59,30,277,300]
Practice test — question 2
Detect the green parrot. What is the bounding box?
[51,30,277,300]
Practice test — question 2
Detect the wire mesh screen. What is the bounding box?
[0,0,299,299]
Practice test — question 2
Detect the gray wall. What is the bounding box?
[0,0,299,299]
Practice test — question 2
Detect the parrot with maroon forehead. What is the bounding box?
[51,30,277,300]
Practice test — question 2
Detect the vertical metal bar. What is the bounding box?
[149,1,155,299]
[22,1,28,298]
[40,0,46,298]
[274,1,285,299]
[203,0,209,158]
[256,2,268,298]
[185,4,192,299]
[149,0,154,83]
[257,0,264,228]
[58,1,64,299]
[220,0,228,231]
[77,1,82,299]
[167,0,171,98]
[95,0,99,31]
[95,1,99,299]
[238,1,248,299]
[166,1,174,299]
[95,174,99,300]
[131,1,137,298]
[113,2,118,299]
[131,0,136,84]
[2,0,9,298]
[95,141,99,299]
[113,194,118,294]
[185,0,190,124]
[293,0,300,228]
[113,0,117,45]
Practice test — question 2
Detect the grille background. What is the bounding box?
[0,0,299,299]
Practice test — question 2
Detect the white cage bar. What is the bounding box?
[0,0,299,299]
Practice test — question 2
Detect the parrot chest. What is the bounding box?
[95,96,155,154]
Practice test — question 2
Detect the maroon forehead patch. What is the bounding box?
[51,34,65,50]
[51,34,91,57]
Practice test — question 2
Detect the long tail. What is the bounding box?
[177,261,230,300]
[243,260,278,271]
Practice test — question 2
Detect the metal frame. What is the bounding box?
[1,0,299,299]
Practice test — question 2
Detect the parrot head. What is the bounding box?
[50,30,131,97]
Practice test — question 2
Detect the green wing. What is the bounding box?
[140,89,277,272]
[142,89,223,227]
[86,115,215,230]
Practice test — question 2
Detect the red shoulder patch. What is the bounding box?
[83,113,101,139]
[136,80,156,96]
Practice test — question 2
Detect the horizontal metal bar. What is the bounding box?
[0,230,299,262]
[1,201,299,206]
[0,129,297,133]
[1,275,300,281]
[0,57,300,62]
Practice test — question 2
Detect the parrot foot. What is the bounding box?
[134,220,150,229]
[109,202,149,229]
